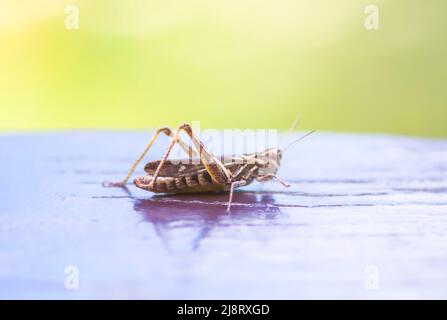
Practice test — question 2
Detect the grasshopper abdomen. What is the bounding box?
[134,170,227,194]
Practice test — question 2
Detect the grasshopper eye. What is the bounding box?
[277,150,282,160]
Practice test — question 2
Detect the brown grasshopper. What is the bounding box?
[106,123,314,212]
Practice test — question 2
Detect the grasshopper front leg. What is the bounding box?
[256,174,290,187]
[251,158,290,187]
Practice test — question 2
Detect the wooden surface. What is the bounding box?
[0,132,446,299]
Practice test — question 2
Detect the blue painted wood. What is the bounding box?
[0,132,446,299]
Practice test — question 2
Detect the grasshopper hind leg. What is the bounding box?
[103,126,197,187]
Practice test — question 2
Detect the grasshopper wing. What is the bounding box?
[144,157,241,177]
[144,159,207,177]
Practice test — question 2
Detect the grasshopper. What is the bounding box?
[106,122,314,212]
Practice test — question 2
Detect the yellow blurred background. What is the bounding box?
[0,0,446,136]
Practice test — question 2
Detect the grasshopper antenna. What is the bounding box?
[289,113,301,132]
[282,113,315,152]
[283,130,315,153]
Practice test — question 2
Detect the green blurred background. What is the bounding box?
[0,0,446,136]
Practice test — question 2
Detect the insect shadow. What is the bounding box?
[133,191,282,252]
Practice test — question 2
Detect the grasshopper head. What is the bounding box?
[255,148,282,175]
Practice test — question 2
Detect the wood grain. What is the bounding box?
[0,132,446,299]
